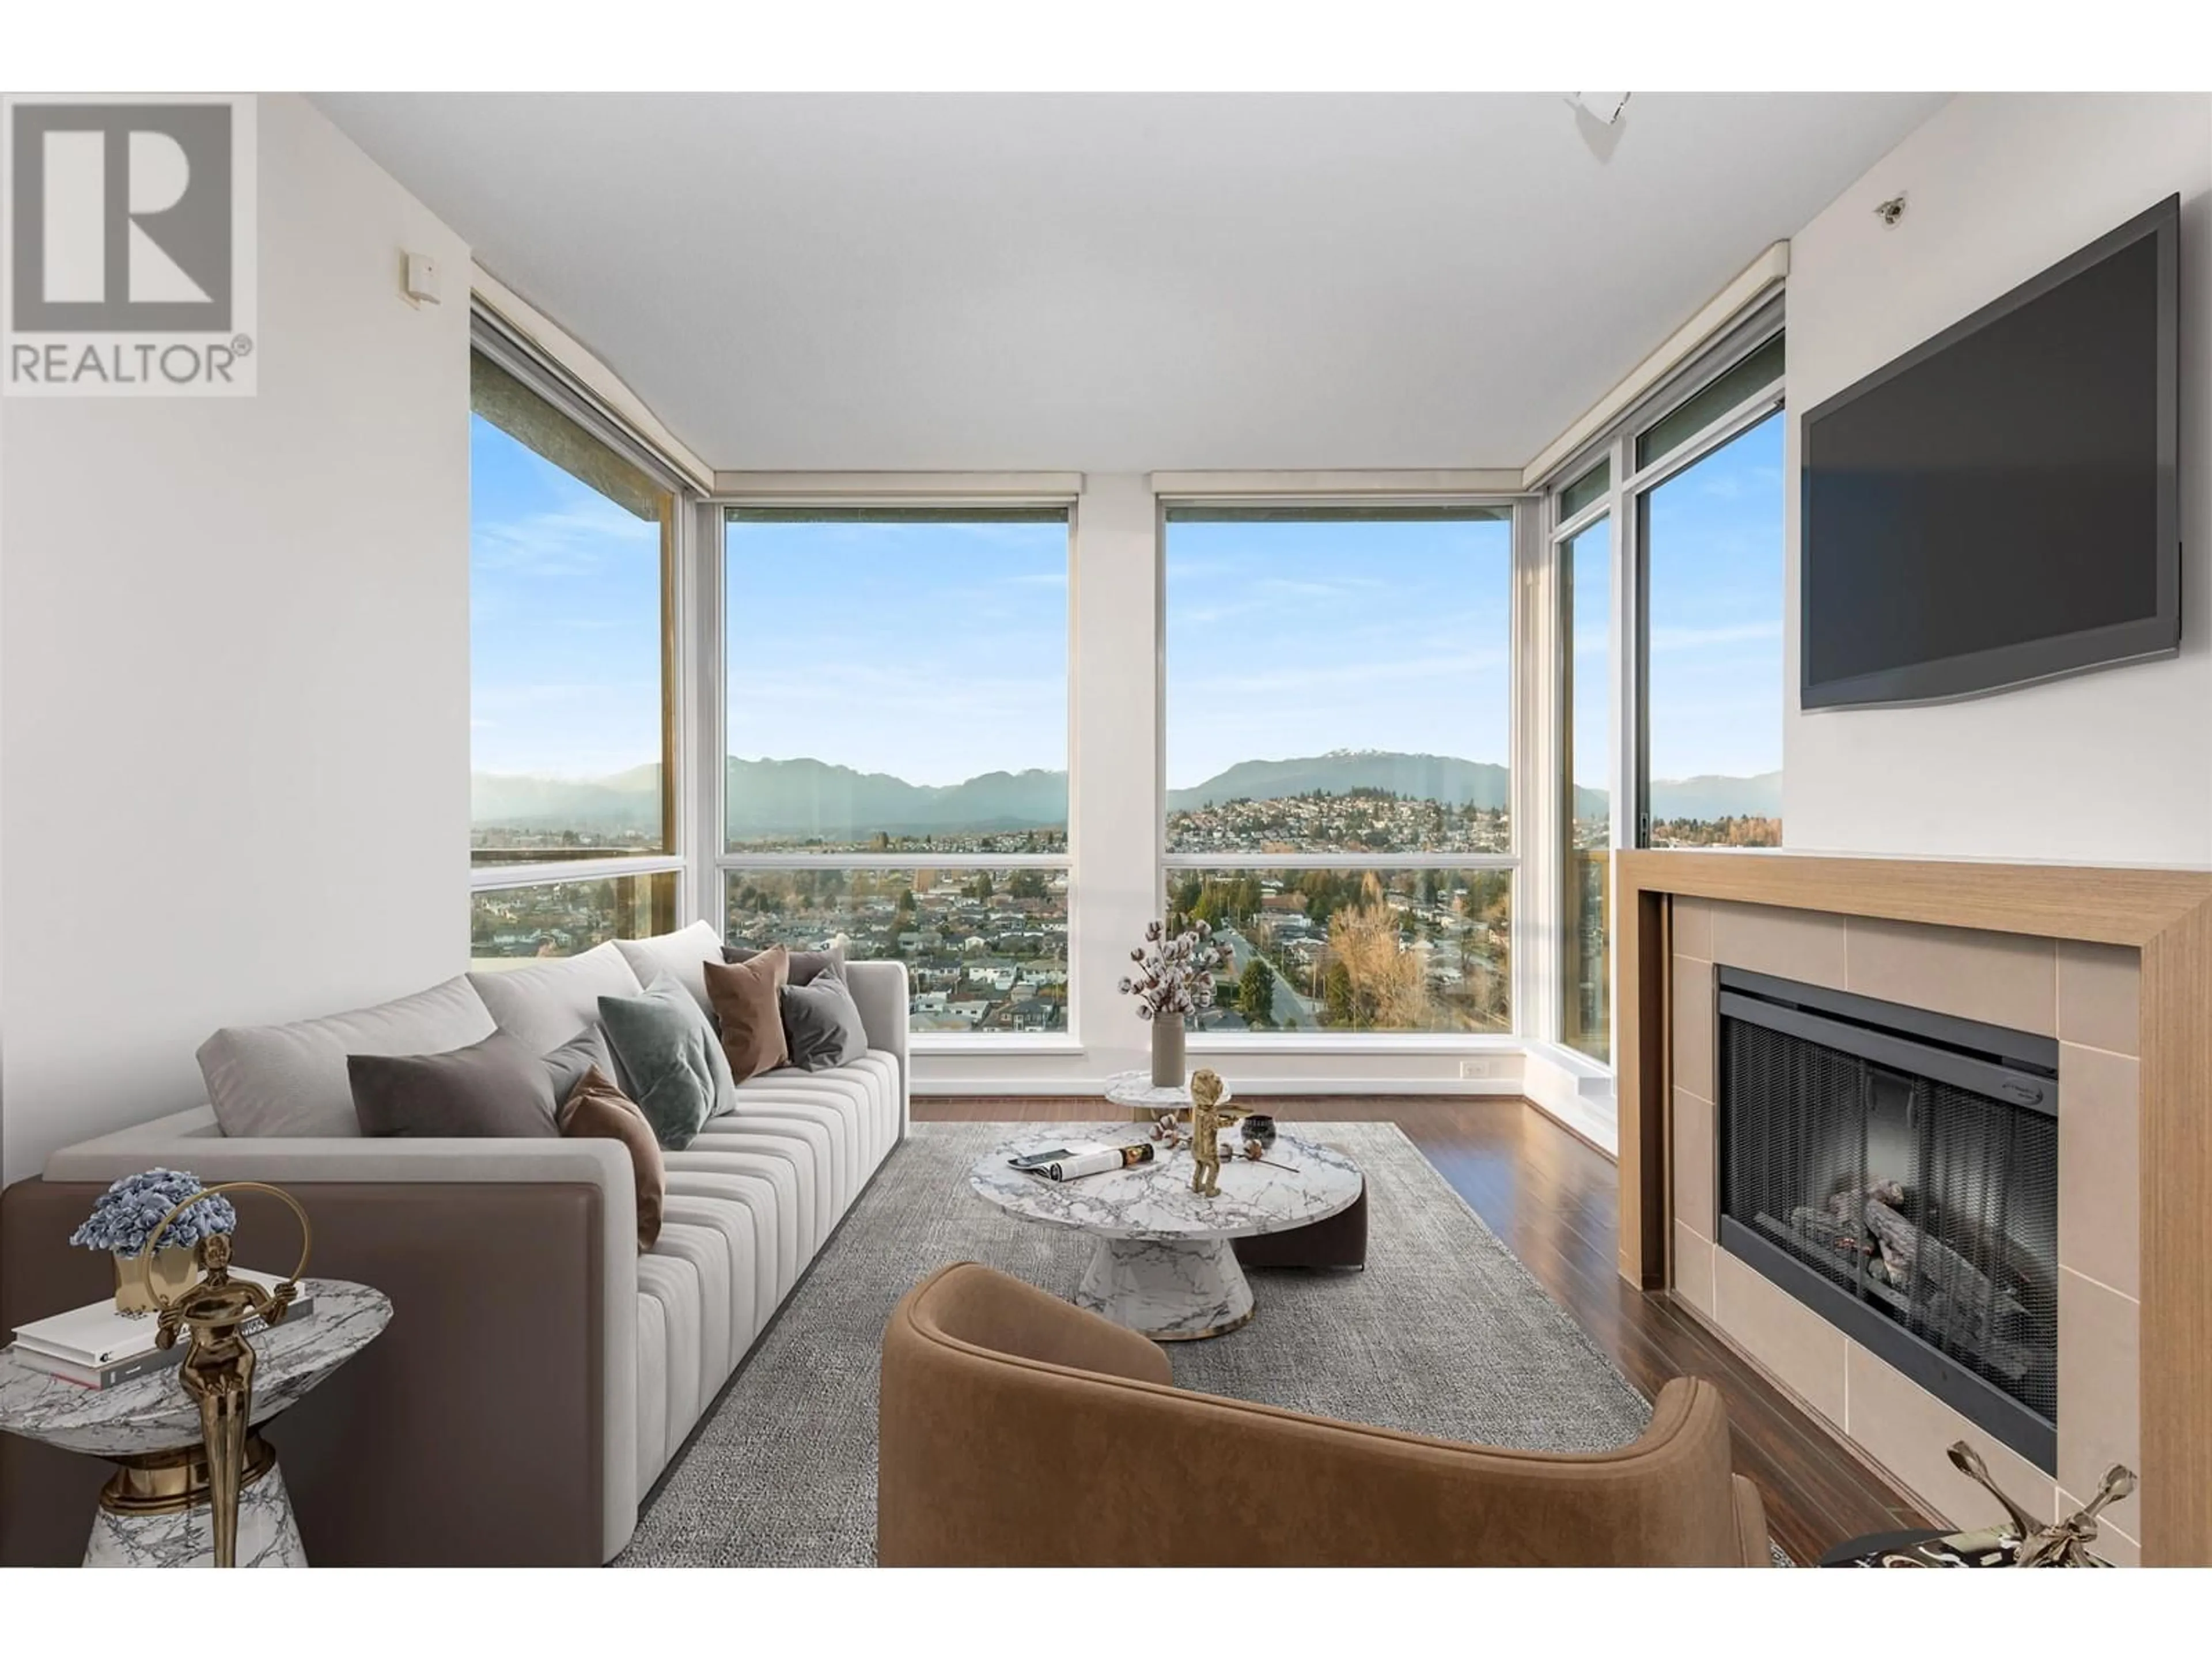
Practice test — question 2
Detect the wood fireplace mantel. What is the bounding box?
[1615,849,2212,1567]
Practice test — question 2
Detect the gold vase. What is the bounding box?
[113,1244,202,1316]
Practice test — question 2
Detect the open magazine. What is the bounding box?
[1006,1142,1156,1181]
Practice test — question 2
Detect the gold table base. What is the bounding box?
[100,1431,277,1516]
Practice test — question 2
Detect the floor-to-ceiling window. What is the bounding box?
[467,342,684,965]
[1635,334,1786,849]
[1556,468,1613,1064]
[1161,504,1517,1035]
[1543,321,1785,1068]
[718,505,1073,1036]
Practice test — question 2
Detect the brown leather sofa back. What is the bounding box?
[1,1178,605,1566]
[880,1262,1770,1567]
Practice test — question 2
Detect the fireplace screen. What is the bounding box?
[1716,968,2059,1471]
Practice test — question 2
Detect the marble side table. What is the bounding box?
[971,1126,1362,1339]
[0,1279,390,1567]
[1103,1069,1233,1124]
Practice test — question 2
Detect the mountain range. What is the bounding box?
[473,750,1781,836]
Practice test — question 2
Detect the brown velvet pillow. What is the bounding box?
[703,946,789,1083]
[558,1065,665,1251]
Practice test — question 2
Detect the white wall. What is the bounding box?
[0,94,471,1182]
[1783,93,2212,862]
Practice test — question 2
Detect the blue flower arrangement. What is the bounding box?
[68,1168,238,1259]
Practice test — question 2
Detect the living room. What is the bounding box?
[2,7,2206,1637]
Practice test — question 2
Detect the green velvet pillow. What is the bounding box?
[596,973,732,1150]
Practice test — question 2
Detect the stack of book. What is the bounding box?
[4,1270,314,1389]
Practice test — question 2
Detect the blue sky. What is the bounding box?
[725,517,1070,786]
[1642,411,1785,782]
[472,416,1783,789]
[1565,411,1787,789]
[469,414,664,778]
[1166,516,1513,789]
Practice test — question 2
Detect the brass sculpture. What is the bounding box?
[1187,1068,1250,1197]
[143,1182,311,1568]
[1948,1441,2136,1566]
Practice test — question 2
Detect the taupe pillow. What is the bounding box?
[725,940,844,987]
[559,1066,665,1251]
[347,1029,558,1138]
[703,947,789,1084]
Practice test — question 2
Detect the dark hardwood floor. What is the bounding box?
[913,1092,1936,1565]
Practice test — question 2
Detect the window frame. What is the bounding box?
[710,494,1080,1050]
[1156,493,1528,1049]
[1535,304,1786,1070]
[467,308,697,945]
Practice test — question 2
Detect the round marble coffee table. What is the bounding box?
[0,1279,390,1566]
[969,1126,1362,1340]
[1103,1069,1232,1123]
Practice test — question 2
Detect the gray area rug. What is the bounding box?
[620,1120,1684,1566]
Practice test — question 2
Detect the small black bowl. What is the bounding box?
[1240,1114,1277,1154]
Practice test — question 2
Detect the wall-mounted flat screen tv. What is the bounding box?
[1800,194,2179,710]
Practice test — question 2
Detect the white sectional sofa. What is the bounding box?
[25,923,908,1562]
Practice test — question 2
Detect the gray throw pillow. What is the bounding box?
[725,940,844,987]
[542,1024,614,1104]
[597,974,735,1150]
[347,1029,559,1138]
[780,969,869,1071]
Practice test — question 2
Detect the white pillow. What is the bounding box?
[467,941,643,1057]
[612,922,725,1023]
[198,976,496,1138]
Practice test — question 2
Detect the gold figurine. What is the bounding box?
[142,1181,312,1568]
[1188,1068,1249,1197]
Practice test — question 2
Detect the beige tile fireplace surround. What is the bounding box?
[1616,852,2212,1567]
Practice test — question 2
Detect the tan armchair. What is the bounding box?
[879,1262,1771,1567]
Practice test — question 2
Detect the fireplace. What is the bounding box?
[1716,967,2059,1472]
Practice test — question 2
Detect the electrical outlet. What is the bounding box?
[1458,1058,1499,1080]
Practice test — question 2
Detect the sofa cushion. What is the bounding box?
[559,1065,666,1250]
[613,922,726,1024]
[199,975,496,1138]
[663,1171,786,1318]
[648,1221,733,1411]
[598,974,732,1152]
[347,1028,560,1140]
[635,1291,670,1490]
[703,948,789,1082]
[468,942,642,1057]
[779,968,869,1072]
[683,1121,828,1262]
[542,1025,615,1105]
[665,1154,805,1302]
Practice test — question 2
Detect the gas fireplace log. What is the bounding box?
[1788,1205,1870,1257]
[1860,1199,2028,1327]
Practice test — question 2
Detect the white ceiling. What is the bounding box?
[315,92,1946,473]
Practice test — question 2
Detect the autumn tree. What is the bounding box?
[1323,873,1431,1030]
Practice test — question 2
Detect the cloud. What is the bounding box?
[473,491,658,579]
[1647,619,1782,652]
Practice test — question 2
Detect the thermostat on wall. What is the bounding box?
[403,251,442,306]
